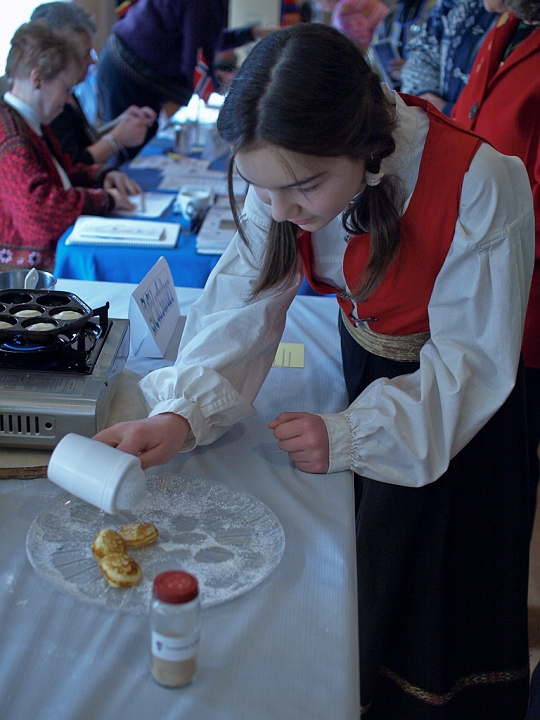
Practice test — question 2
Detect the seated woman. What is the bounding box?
[0,20,139,272]
[30,2,156,165]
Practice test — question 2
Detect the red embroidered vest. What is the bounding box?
[296,95,483,335]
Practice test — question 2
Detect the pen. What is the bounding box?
[141,192,146,213]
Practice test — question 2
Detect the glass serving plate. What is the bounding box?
[26,475,285,614]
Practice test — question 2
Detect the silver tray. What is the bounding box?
[26,475,285,614]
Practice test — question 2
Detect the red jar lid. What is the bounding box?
[152,571,198,604]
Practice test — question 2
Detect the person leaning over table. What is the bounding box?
[95,24,534,718]
[96,0,270,158]
[452,0,540,527]
[30,1,156,166]
[0,21,140,273]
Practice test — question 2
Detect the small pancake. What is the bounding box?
[118,521,159,549]
[98,552,142,588]
[26,322,56,331]
[14,309,42,317]
[91,528,127,561]
[53,310,83,320]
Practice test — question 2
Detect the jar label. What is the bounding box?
[151,630,200,662]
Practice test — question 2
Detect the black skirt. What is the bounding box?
[340,317,531,719]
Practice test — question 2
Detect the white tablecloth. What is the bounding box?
[0,279,359,720]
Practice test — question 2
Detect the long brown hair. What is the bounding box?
[217,23,403,300]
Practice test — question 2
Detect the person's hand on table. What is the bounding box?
[104,170,141,196]
[93,413,191,469]
[104,170,141,211]
[269,412,329,473]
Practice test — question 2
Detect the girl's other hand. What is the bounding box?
[269,411,329,473]
[93,414,191,469]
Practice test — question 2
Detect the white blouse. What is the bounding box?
[139,90,534,487]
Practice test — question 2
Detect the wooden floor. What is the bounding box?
[530,489,540,674]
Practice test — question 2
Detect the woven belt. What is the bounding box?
[341,309,430,362]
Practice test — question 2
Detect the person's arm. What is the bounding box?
[95,187,302,464]
[0,135,114,248]
[88,108,156,164]
[318,145,534,486]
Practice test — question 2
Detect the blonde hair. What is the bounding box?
[5,20,82,82]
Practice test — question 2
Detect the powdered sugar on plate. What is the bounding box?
[26,475,285,614]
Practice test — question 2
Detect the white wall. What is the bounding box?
[229,0,281,28]
[1,2,47,76]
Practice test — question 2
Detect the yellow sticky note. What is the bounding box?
[272,343,305,368]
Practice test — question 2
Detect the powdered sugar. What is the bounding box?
[26,475,285,614]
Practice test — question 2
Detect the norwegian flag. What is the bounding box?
[193,50,214,102]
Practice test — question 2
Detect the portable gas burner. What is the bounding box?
[0,289,129,449]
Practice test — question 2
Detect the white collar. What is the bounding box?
[3,91,43,136]
[379,86,428,204]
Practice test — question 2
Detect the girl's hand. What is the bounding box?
[93,414,191,470]
[269,412,329,473]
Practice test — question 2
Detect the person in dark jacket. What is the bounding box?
[97,0,269,157]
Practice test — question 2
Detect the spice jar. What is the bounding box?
[150,571,201,687]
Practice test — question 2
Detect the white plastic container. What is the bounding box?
[47,433,146,514]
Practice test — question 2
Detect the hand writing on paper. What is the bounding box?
[94,413,191,469]
[269,412,329,473]
[104,170,141,197]
[104,170,141,211]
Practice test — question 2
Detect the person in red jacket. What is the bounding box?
[0,21,140,272]
[452,0,540,519]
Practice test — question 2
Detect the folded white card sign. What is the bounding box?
[129,257,180,357]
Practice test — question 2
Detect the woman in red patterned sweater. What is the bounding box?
[0,21,140,272]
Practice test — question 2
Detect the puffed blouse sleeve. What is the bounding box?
[138,186,302,450]
[320,143,535,486]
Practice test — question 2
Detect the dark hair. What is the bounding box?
[505,0,540,21]
[5,20,82,82]
[217,23,402,300]
[30,2,97,36]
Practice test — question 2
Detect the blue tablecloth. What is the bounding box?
[54,136,224,287]
[53,137,321,295]
[54,226,221,287]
